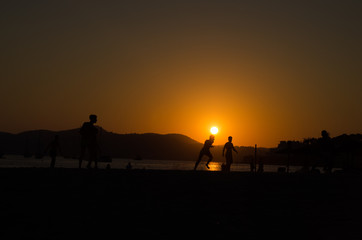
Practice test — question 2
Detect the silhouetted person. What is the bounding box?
[45,135,61,168]
[257,158,264,173]
[79,114,99,169]
[222,136,238,172]
[126,162,132,170]
[312,130,334,174]
[248,157,255,172]
[194,135,215,170]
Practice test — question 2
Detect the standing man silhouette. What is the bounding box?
[312,130,334,174]
[222,136,238,172]
[194,135,215,170]
[79,114,99,169]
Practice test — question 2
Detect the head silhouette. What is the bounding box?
[89,114,97,124]
[210,135,215,140]
[321,130,329,138]
[228,136,232,142]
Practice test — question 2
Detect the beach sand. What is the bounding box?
[0,168,361,239]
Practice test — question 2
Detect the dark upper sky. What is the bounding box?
[1,0,361,147]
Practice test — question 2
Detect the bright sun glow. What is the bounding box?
[210,126,219,135]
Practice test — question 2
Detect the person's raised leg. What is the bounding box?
[205,154,213,169]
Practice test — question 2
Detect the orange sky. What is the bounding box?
[1,1,361,147]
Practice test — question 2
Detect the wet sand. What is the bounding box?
[0,168,361,239]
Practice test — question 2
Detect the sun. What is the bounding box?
[210,126,219,135]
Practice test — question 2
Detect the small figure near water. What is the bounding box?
[44,135,61,168]
[79,114,100,169]
[257,158,264,173]
[126,162,132,170]
[222,136,238,172]
[194,135,215,170]
[312,130,335,174]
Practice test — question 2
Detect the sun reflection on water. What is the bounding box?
[206,162,221,171]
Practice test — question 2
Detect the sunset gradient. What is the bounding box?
[1,1,361,147]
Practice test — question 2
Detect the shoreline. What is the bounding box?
[0,154,347,173]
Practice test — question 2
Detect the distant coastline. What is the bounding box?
[0,129,361,170]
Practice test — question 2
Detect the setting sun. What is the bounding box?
[210,126,219,135]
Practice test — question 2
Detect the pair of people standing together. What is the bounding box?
[194,135,238,172]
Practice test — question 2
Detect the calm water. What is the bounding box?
[0,154,305,172]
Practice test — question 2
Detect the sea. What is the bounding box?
[0,154,306,172]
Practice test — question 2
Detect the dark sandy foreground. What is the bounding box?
[0,168,362,239]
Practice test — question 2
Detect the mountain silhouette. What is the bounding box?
[1,129,361,169]
[0,128,265,162]
[0,128,204,161]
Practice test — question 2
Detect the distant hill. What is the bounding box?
[0,128,204,161]
[0,128,268,162]
[5,128,360,169]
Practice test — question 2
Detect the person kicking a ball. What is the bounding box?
[194,135,215,170]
